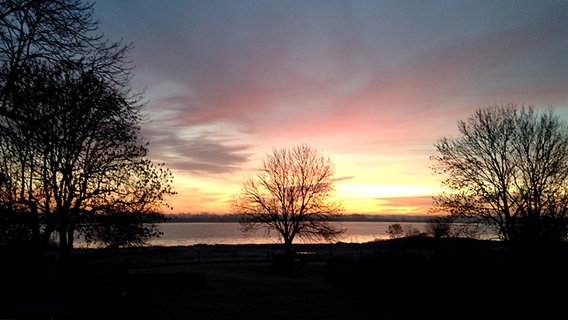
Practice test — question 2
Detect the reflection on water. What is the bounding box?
[146,221,427,247]
[74,221,500,248]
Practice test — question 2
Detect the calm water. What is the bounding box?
[146,221,428,246]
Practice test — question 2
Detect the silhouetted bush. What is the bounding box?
[425,215,453,238]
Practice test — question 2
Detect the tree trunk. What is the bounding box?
[67,226,74,250]
[57,225,71,262]
[29,211,41,251]
[55,208,78,261]
[280,237,295,272]
[284,237,293,259]
[40,219,56,248]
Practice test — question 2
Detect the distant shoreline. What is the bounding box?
[164,213,434,223]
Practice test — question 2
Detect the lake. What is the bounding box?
[145,221,428,246]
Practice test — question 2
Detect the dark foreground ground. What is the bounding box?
[2,238,568,320]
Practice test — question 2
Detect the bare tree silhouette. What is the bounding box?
[0,0,131,120]
[233,144,344,263]
[0,1,175,257]
[431,104,568,242]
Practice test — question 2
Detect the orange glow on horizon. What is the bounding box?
[335,184,437,215]
[165,180,439,215]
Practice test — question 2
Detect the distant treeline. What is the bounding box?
[164,213,435,223]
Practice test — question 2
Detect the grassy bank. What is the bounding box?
[1,238,567,319]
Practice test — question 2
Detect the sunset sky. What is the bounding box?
[93,1,568,215]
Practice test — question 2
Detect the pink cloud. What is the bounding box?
[94,1,568,214]
[375,195,435,215]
